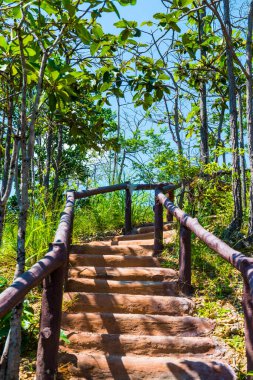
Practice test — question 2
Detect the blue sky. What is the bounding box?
[101,1,165,33]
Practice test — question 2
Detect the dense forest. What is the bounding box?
[0,0,253,378]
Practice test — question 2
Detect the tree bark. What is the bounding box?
[238,90,247,210]
[43,124,53,193]
[246,1,253,237]
[0,137,19,246]
[2,94,13,194]
[3,29,29,380]
[215,103,225,163]
[53,125,63,201]
[223,0,242,231]
[112,97,121,183]
[198,6,209,164]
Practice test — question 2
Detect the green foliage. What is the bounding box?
[0,298,39,354]
[73,190,154,241]
[1,190,63,268]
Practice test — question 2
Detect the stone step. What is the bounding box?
[60,353,235,380]
[71,244,153,256]
[112,230,175,242]
[66,278,179,296]
[68,266,178,281]
[62,332,216,356]
[61,312,215,336]
[136,223,175,234]
[63,293,193,315]
[69,254,160,267]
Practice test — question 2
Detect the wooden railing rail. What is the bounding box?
[0,183,175,379]
[154,188,253,377]
[0,190,75,379]
[75,182,177,235]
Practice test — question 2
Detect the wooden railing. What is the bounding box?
[0,182,252,378]
[154,187,253,378]
[0,182,175,379]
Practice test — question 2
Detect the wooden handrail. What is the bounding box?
[0,244,66,319]
[155,189,253,280]
[154,188,253,377]
[74,182,178,199]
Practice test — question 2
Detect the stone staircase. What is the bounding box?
[60,225,236,379]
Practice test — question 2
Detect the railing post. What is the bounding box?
[154,193,164,256]
[124,186,132,235]
[36,243,66,380]
[166,190,174,222]
[242,277,253,380]
[179,224,192,295]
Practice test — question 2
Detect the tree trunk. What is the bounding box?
[0,203,6,247]
[0,137,19,246]
[112,97,121,183]
[3,29,29,380]
[2,95,13,194]
[215,104,225,163]
[246,1,253,237]
[43,124,53,193]
[224,0,242,231]
[199,6,209,165]
[238,90,247,210]
[53,125,63,201]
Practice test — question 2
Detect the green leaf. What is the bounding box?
[0,36,7,51]
[23,35,33,46]
[48,93,57,112]
[93,24,104,38]
[0,64,8,72]
[100,82,111,92]
[25,48,37,56]
[40,1,58,15]
[51,70,60,81]
[109,1,120,18]
[140,21,153,27]
[114,20,128,28]
[60,330,70,344]
[181,0,193,6]
[118,0,137,5]
[0,276,7,288]
[168,21,181,32]
[155,88,163,101]
[12,5,22,18]
[120,29,131,41]
[90,41,100,56]
[103,71,111,83]
[77,25,92,44]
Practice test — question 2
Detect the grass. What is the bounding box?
[161,207,247,379]
[73,190,154,242]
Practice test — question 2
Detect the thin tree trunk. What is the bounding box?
[0,137,19,246]
[43,124,53,193]
[118,149,126,183]
[112,97,121,183]
[164,94,183,155]
[224,0,242,231]
[2,95,13,194]
[53,125,63,201]
[199,6,209,164]
[3,29,29,380]
[215,104,225,163]
[238,90,247,210]
[246,1,253,237]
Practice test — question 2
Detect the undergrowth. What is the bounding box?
[162,203,247,379]
[73,190,154,242]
